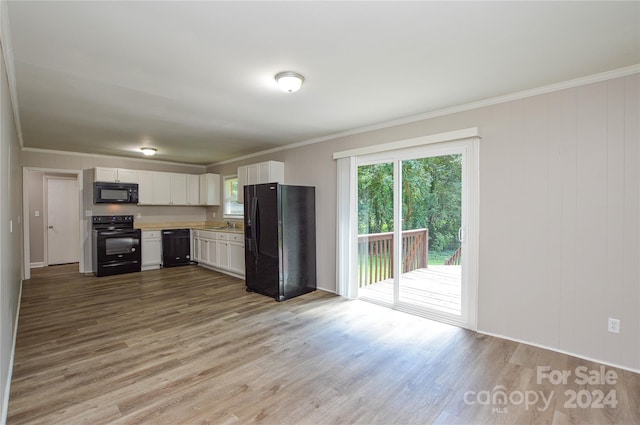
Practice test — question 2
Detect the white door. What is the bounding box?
[46,177,80,265]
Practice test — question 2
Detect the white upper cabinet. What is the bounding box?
[199,173,220,205]
[137,171,154,205]
[95,167,217,206]
[187,174,200,205]
[247,164,259,185]
[170,173,188,205]
[95,167,138,183]
[237,165,248,203]
[152,172,171,205]
[258,162,271,183]
[237,161,284,203]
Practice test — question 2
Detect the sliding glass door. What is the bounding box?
[356,140,475,327]
[398,154,462,316]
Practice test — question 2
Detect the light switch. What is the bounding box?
[35,210,40,217]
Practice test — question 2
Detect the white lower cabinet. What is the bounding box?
[141,231,162,270]
[217,237,229,270]
[228,241,245,275]
[192,230,244,278]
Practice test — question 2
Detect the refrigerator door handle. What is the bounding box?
[254,198,261,254]
[250,196,258,255]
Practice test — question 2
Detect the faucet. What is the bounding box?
[226,221,235,229]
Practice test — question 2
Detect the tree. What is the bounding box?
[358,154,461,252]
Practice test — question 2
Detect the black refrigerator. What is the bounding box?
[244,183,316,301]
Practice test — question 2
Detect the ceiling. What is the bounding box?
[5,1,639,165]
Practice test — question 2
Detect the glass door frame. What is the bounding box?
[353,138,478,330]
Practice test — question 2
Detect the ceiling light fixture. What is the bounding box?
[275,71,304,93]
[140,147,157,156]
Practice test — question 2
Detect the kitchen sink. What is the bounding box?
[205,226,241,232]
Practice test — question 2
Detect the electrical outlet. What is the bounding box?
[608,318,620,334]
[213,212,216,218]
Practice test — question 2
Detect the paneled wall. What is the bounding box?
[1,40,24,421]
[209,74,640,371]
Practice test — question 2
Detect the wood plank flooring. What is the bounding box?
[8,264,640,424]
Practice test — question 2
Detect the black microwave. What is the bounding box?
[94,182,139,204]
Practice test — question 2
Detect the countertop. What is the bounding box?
[196,226,243,234]
[135,221,243,234]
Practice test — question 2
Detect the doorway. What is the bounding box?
[45,176,80,265]
[23,168,84,279]
[353,139,477,328]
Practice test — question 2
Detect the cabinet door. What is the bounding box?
[217,240,229,270]
[192,236,201,262]
[142,237,162,267]
[187,174,200,205]
[237,166,248,204]
[201,239,210,265]
[207,238,218,267]
[199,174,220,206]
[138,171,153,204]
[152,172,171,205]
[247,164,259,186]
[116,169,138,183]
[228,242,245,275]
[268,161,285,183]
[170,173,188,205]
[95,167,117,182]
[258,162,270,184]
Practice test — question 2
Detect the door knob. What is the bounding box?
[48,225,54,229]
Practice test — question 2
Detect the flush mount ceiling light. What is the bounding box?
[275,71,305,93]
[140,147,157,156]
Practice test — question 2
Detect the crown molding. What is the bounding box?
[21,147,207,170]
[211,64,640,167]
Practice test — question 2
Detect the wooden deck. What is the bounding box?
[359,265,462,315]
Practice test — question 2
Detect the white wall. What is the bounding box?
[0,26,24,424]
[209,73,640,371]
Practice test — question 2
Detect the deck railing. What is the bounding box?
[445,246,462,266]
[357,228,428,288]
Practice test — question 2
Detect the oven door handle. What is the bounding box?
[99,230,138,236]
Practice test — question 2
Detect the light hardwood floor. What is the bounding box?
[8,264,640,424]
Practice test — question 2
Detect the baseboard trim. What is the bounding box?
[1,279,23,425]
[477,329,640,375]
[29,262,45,268]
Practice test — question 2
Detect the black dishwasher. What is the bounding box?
[161,229,191,267]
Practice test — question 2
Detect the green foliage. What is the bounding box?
[358,162,394,235]
[358,155,462,252]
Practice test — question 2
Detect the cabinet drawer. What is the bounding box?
[143,230,161,239]
[199,230,216,240]
[216,233,229,240]
[229,233,244,243]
